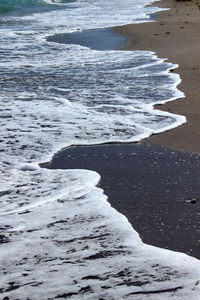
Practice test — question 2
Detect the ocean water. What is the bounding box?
[1,0,200,299]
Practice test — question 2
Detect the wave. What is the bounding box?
[1,0,199,297]
[0,0,73,13]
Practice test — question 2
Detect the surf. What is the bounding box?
[0,0,73,13]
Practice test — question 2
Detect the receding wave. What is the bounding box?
[0,0,73,13]
[1,0,200,298]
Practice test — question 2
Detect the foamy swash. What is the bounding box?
[0,0,199,299]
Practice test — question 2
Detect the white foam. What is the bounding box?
[0,0,197,298]
[1,168,200,299]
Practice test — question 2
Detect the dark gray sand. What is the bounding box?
[42,143,200,260]
[47,28,128,51]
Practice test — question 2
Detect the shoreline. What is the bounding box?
[44,142,200,260]
[42,0,200,259]
[115,0,200,155]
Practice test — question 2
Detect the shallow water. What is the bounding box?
[1,0,200,299]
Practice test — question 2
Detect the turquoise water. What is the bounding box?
[0,0,73,13]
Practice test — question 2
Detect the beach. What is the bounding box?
[115,0,200,155]
[47,0,200,260]
[2,0,200,298]
[45,143,200,259]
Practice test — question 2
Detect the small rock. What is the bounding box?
[191,198,198,204]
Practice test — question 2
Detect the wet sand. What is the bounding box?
[43,0,200,260]
[115,0,200,155]
[47,27,128,51]
[43,143,200,260]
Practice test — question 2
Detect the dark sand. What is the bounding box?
[47,28,128,51]
[43,0,200,260]
[42,143,200,260]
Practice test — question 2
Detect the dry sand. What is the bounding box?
[115,0,200,154]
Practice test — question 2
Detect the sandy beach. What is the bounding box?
[44,143,200,259]
[115,0,200,154]
[2,1,200,297]
[45,0,200,260]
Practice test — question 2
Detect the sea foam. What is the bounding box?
[0,0,198,298]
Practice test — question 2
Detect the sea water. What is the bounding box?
[0,0,200,299]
